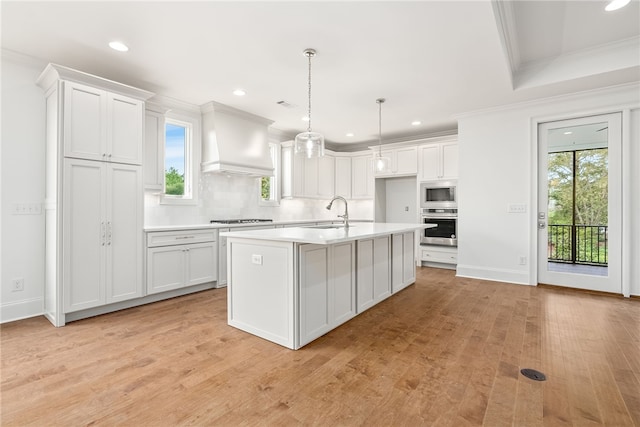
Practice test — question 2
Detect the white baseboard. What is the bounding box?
[1,297,44,324]
[456,264,532,286]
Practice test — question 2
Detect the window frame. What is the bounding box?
[258,142,281,207]
[160,113,199,206]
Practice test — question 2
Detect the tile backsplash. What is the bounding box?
[144,173,373,226]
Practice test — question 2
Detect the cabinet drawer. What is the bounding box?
[147,229,217,247]
[421,249,457,264]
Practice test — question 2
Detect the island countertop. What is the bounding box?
[221,222,433,245]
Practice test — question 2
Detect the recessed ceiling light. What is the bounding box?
[411,120,422,126]
[108,41,129,52]
[302,116,310,122]
[564,131,573,135]
[605,0,630,11]
[346,132,354,137]
[233,89,246,96]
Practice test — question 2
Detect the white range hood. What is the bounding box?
[201,101,274,176]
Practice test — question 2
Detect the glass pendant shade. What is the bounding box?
[295,48,324,159]
[295,131,325,159]
[375,153,390,173]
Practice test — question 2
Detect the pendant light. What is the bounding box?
[374,98,390,173]
[295,49,325,158]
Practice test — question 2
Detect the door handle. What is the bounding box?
[538,221,546,229]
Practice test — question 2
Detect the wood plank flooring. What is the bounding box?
[1,267,638,426]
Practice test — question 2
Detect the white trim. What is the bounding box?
[621,109,632,298]
[1,297,44,324]
[491,0,520,77]
[456,265,531,286]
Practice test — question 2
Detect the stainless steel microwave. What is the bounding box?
[420,181,457,209]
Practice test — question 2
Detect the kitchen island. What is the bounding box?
[221,223,432,349]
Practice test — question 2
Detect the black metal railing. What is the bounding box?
[547,224,608,265]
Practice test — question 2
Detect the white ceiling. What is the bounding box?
[2,1,638,148]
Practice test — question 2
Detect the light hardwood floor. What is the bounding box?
[1,267,639,426]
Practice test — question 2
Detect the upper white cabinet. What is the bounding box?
[351,153,374,199]
[63,81,144,165]
[334,154,352,199]
[144,108,165,190]
[281,142,336,199]
[419,141,458,181]
[373,146,418,177]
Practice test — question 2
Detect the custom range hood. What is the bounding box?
[201,101,274,176]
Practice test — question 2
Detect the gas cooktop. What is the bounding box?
[210,219,273,225]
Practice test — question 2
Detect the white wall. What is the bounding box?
[1,55,47,321]
[457,83,640,294]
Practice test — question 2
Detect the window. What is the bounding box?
[259,143,280,206]
[163,118,193,202]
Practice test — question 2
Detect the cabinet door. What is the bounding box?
[292,151,305,197]
[218,228,230,286]
[334,156,352,198]
[391,234,404,293]
[281,145,293,198]
[147,246,186,294]
[304,156,319,197]
[373,236,391,301]
[63,159,106,312]
[144,110,164,190]
[402,231,416,285]
[106,164,143,303]
[441,142,459,180]
[356,239,375,312]
[317,155,335,198]
[108,93,143,165]
[395,146,418,175]
[63,82,106,161]
[186,242,217,286]
[419,145,440,181]
[352,154,374,199]
[332,242,356,325]
[299,244,331,345]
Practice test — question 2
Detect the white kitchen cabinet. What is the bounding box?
[298,241,356,346]
[419,141,458,181]
[281,142,305,198]
[356,236,391,312]
[63,158,143,312]
[63,81,144,165]
[391,232,416,293]
[421,245,458,268]
[282,141,336,199]
[37,64,153,326]
[144,109,165,190]
[351,153,375,199]
[374,146,418,177]
[334,155,352,198]
[146,229,217,294]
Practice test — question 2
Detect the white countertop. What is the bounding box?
[144,219,373,232]
[221,223,433,245]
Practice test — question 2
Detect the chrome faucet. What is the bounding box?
[326,196,349,229]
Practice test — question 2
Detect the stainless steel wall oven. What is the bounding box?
[421,208,457,246]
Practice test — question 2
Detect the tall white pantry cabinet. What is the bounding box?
[37,64,154,326]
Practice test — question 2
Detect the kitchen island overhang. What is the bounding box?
[221,223,434,349]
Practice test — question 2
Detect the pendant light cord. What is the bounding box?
[377,98,385,156]
[307,52,312,133]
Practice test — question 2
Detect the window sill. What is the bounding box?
[159,195,198,206]
[258,200,280,207]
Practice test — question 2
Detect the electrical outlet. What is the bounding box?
[251,254,263,265]
[518,256,527,265]
[11,278,24,292]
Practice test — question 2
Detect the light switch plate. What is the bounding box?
[508,203,527,213]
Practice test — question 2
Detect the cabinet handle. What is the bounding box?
[108,154,112,159]
[176,236,195,240]
[107,221,112,246]
[101,222,106,246]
